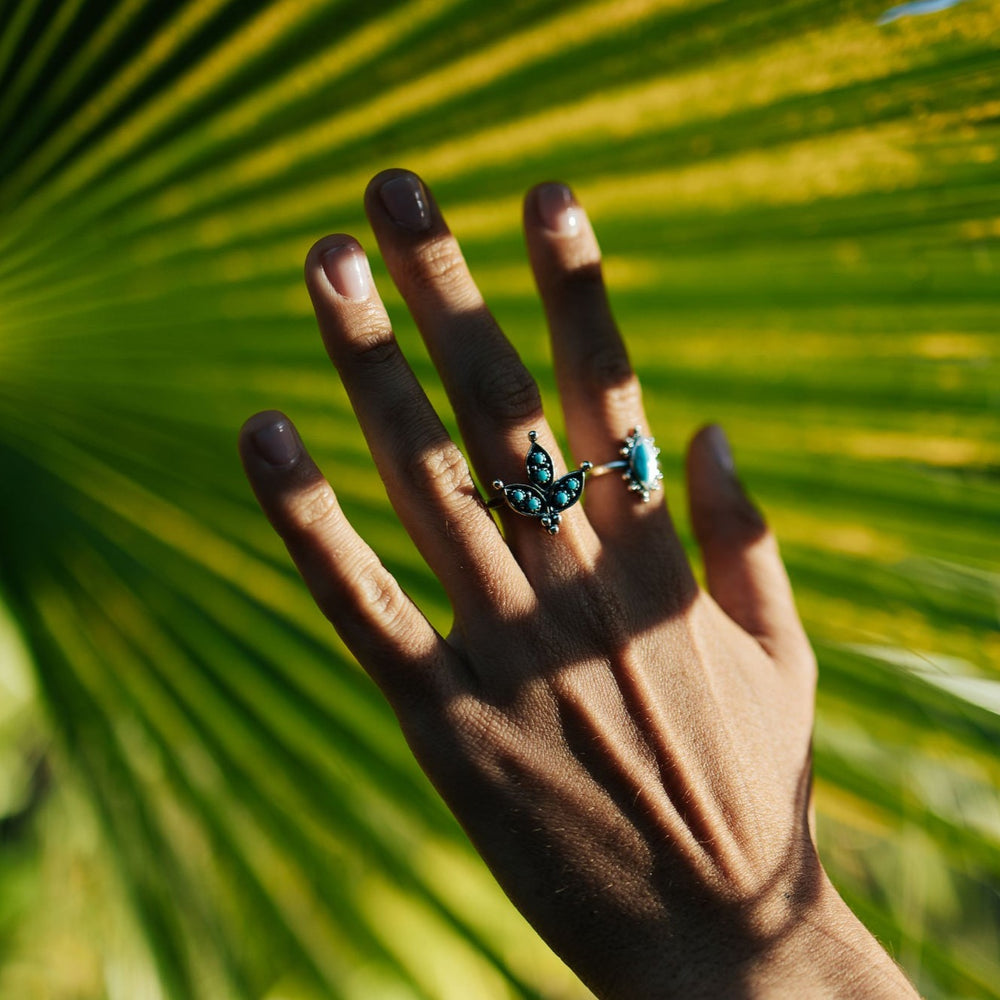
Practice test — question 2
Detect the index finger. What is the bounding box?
[304,233,530,620]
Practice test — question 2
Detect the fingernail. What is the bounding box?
[536,182,582,236]
[705,425,735,475]
[321,243,372,300]
[379,174,431,232]
[252,419,301,467]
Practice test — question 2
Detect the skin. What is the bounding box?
[239,169,920,999]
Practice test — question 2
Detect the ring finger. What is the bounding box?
[524,182,682,558]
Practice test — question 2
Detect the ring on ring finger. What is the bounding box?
[588,427,662,502]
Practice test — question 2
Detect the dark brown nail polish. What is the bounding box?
[379,174,431,232]
[536,182,582,236]
[252,420,300,467]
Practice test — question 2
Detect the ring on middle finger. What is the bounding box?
[486,431,593,535]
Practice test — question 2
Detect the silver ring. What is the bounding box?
[486,431,593,535]
[589,427,662,502]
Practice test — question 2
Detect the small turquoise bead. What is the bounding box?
[511,489,525,503]
[554,490,568,506]
[527,496,542,511]
[532,468,551,484]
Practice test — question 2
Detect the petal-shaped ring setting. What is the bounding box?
[486,431,593,535]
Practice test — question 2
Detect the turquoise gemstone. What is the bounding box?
[554,490,568,506]
[527,496,542,511]
[566,478,578,491]
[529,451,546,465]
[630,438,659,489]
[532,467,551,484]
[511,489,525,503]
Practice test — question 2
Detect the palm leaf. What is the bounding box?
[1,0,998,997]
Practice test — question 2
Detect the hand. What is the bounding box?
[240,170,918,998]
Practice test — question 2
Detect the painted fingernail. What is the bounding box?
[536,182,582,236]
[252,418,301,467]
[705,424,735,475]
[321,242,372,300]
[379,173,431,232]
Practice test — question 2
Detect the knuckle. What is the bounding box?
[343,327,400,368]
[354,563,409,628]
[472,358,543,425]
[560,260,606,295]
[284,480,340,537]
[705,497,768,545]
[405,442,473,504]
[408,236,469,292]
[582,343,637,397]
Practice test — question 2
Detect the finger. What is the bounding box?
[524,182,680,549]
[239,410,457,701]
[303,234,529,618]
[364,168,599,566]
[524,184,643,471]
[686,425,815,674]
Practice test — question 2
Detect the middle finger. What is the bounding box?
[364,168,600,567]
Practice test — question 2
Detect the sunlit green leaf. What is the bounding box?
[1,1,998,997]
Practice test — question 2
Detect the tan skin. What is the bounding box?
[239,169,919,998]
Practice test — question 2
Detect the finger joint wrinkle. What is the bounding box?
[343,329,401,368]
[285,481,340,537]
[472,359,543,425]
[406,441,474,503]
[582,345,637,396]
[410,236,470,291]
[354,563,409,630]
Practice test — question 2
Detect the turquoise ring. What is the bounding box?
[589,427,662,502]
[485,431,593,535]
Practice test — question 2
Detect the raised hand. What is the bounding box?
[240,170,917,999]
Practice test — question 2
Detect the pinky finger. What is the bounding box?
[685,424,815,680]
[239,410,455,702]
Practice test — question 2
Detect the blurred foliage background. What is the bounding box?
[0,0,998,997]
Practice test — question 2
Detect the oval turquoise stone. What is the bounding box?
[527,496,542,511]
[554,490,568,506]
[532,467,551,484]
[630,439,659,489]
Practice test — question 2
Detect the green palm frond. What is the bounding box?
[1,1,998,997]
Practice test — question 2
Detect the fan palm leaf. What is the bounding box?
[0,1,998,997]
